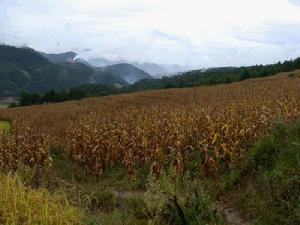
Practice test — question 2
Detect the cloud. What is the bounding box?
[1,0,300,67]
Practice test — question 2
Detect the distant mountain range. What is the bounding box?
[0,45,153,97]
[87,57,189,76]
[39,51,190,76]
[40,51,154,85]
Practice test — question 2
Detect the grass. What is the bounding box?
[0,120,10,132]
[45,145,149,225]
[228,121,300,225]
[0,173,84,225]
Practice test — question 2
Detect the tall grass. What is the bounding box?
[0,173,84,225]
[0,121,10,133]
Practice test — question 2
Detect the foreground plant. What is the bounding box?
[0,173,84,225]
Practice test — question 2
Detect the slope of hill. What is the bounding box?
[0,45,95,96]
[0,45,51,69]
[92,69,129,87]
[101,63,153,84]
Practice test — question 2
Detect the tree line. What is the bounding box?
[10,84,119,107]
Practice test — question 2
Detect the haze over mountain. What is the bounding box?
[87,57,188,76]
[38,51,182,76]
[100,63,153,84]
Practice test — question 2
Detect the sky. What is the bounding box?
[1,0,300,68]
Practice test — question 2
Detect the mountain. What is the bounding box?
[131,63,168,76]
[0,45,153,97]
[92,69,129,87]
[0,45,118,97]
[39,52,153,84]
[87,57,187,76]
[40,51,77,63]
[0,45,51,69]
[100,63,153,84]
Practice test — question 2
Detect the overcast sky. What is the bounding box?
[1,0,300,68]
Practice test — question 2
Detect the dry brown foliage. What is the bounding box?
[1,71,300,177]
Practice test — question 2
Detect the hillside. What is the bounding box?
[0,45,51,69]
[0,45,161,97]
[92,69,129,86]
[101,63,153,84]
[0,45,97,96]
[0,46,134,97]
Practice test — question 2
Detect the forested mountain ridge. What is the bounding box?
[0,45,96,96]
[0,45,152,97]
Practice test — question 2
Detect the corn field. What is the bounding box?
[1,72,300,177]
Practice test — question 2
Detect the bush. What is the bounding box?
[144,171,219,225]
[91,190,116,210]
[236,121,300,225]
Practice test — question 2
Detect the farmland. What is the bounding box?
[0,71,300,224]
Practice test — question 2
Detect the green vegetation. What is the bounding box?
[206,121,300,225]
[144,172,221,225]
[234,122,300,225]
[13,83,119,107]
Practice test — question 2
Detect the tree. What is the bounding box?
[240,70,250,81]
[42,90,56,103]
[18,92,41,106]
[68,88,86,100]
